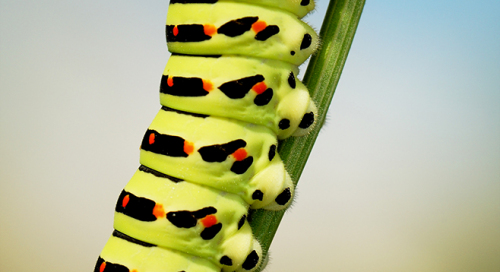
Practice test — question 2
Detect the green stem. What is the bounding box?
[249,0,365,270]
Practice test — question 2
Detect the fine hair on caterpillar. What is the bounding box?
[95,1,318,271]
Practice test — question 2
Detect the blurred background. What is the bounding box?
[1,0,499,271]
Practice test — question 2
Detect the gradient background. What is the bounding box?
[1,0,499,271]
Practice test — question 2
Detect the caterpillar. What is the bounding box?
[95,1,319,271]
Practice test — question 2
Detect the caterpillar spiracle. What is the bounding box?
[95,1,319,271]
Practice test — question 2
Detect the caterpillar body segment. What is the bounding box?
[170,0,315,18]
[96,1,318,271]
[97,234,220,272]
[139,107,294,209]
[166,2,319,65]
[113,168,262,270]
[161,54,316,139]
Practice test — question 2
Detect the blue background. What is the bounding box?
[1,0,499,271]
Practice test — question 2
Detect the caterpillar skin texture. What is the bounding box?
[161,55,317,139]
[95,1,318,272]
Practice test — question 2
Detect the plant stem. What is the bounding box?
[249,0,366,270]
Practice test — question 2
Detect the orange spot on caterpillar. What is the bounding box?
[122,195,130,208]
[252,82,267,94]
[184,141,194,155]
[204,24,217,36]
[252,21,267,33]
[99,262,106,272]
[173,25,179,36]
[232,148,247,161]
[202,79,213,92]
[167,76,174,87]
[153,204,165,218]
[149,132,155,145]
[201,214,217,228]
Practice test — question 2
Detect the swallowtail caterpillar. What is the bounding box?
[95,0,319,271]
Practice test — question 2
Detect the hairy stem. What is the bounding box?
[249,0,366,270]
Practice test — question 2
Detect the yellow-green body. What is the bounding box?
[99,235,220,272]
[162,55,315,139]
[113,169,261,270]
[214,0,315,18]
[140,109,293,208]
[167,2,318,65]
[96,1,317,271]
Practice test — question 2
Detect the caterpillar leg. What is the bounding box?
[291,100,318,137]
[246,154,295,210]
[219,223,263,271]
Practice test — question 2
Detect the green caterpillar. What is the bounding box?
[95,1,318,271]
